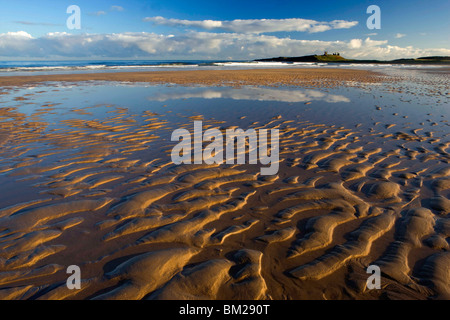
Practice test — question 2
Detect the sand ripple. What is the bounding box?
[0,77,449,300]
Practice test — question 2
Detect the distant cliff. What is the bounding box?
[255,54,450,64]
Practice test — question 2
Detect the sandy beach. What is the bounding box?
[0,67,448,300]
[0,68,383,88]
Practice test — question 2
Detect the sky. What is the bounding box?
[0,0,449,60]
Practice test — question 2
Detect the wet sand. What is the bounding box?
[0,68,448,300]
[0,68,382,88]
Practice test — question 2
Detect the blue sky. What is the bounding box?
[0,0,448,60]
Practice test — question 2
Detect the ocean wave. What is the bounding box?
[213,61,318,67]
[0,60,445,74]
[0,64,201,72]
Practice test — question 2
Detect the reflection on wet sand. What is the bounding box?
[147,86,350,103]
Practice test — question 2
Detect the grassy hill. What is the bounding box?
[256,53,349,63]
[255,54,450,64]
[314,54,349,62]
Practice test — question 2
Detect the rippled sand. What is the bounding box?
[0,68,448,300]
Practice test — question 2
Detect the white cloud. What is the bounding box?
[0,31,449,60]
[87,6,124,16]
[89,11,107,16]
[330,20,359,29]
[364,37,388,46]
[3,31,33,38]
[349,39,362,49]
[111,6,124,11]
[395,33,406,38]
[13,21,64,27]
[143,16,358,34]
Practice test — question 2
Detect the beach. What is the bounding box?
[0,68,382,87]
[0,66,448,300]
